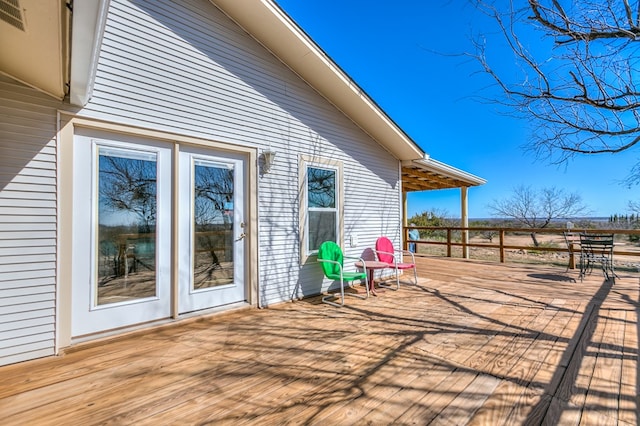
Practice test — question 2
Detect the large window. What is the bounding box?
[301,158,343,258]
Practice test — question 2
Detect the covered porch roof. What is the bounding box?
[401,158,486,254]
[402,157,486,192]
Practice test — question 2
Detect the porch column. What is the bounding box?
[461,186,469,259]
[402,191,408,249]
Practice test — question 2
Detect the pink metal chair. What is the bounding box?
[374,236,418,290]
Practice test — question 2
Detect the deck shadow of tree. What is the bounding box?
[408,276,635,423]
[522,278,619,423]
[91,272,636,424]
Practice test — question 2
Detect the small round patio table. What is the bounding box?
[354,260,388,296]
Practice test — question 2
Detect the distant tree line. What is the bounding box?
[609,214,639,224]
[609,213,640,242]
[408,206,640,244]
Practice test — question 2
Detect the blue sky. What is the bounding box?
[275,0,639,219]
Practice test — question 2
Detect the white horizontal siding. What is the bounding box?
[0,326,55,346]
[0,245,56,256]
[0,277,56,289]
[80,0,403,307]
[0,257,56,269]
[0,285,55,299]
[0,306,55,323]
[0,341,55,365]
[0,238,56,249]
[0,76,60,366]
[0,292,55,308]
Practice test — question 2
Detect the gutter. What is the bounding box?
[69,0,110,106]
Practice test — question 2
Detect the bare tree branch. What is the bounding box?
[471,0,640,183]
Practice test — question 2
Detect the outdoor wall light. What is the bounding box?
[262,149,276,173]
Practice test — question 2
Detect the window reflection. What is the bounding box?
[307,167,337,252]
[308,167,335,208]
[96,148,158,306]
[192,160,235,289]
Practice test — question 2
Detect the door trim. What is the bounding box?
[58,115,258,348]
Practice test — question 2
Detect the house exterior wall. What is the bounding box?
[0,0,404,366]
[77,0,403,306]
[0,76,62,366]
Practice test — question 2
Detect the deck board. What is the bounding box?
[0,257,638,425]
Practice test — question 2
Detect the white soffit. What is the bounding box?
[0,0,67,99]
[210,0,425,161]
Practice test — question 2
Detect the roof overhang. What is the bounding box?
[0,0,109,105]
[0,0,69,99]
[209,0,425,161]
[402,157,487,192]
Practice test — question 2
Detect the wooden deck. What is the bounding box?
[1,258,638,425]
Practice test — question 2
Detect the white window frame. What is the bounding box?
[299,155,344,263]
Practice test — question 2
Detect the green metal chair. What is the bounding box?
[317,241,369,307]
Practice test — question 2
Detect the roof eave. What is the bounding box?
[209,0,424,161]
[0,0,69,100]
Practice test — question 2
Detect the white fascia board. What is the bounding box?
[69,0,110,106]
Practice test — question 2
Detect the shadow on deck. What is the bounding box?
[1,257,638,425]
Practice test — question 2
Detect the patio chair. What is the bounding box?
[578,234,616,282]
[374,236,418,290]
[317,241,369,307]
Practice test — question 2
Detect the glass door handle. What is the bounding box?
[236,232,246,241]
